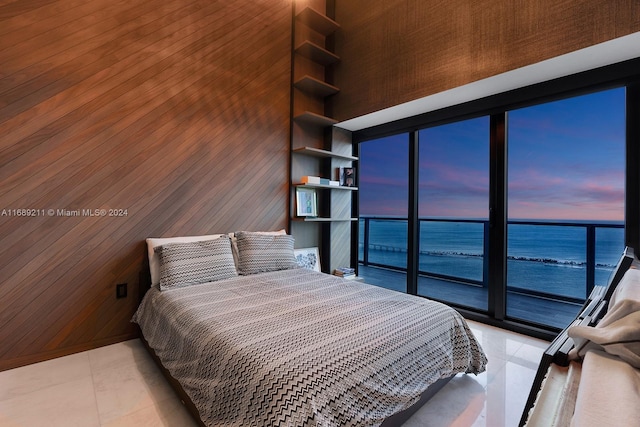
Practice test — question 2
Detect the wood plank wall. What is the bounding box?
[0,0,292,371]
[330,0,640,121]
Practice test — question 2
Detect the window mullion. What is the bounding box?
[626,83,640,251]
[407,131,419,295]
[488,113,507,320]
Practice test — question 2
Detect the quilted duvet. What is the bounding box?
[132,268,487,426]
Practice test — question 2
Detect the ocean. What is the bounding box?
[359,218,625,300]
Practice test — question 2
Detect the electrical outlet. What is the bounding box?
[116,283,128,299]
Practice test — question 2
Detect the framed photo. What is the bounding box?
[339,167,356,187]
[296,187,317,217]
[294,247,321,272]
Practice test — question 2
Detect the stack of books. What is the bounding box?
[301,176,340,186]
[333,267,356,280]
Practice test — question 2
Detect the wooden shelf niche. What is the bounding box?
[291,3,352,273]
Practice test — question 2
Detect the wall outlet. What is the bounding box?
[116,283,127,299]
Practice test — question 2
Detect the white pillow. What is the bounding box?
[146,234,225,286]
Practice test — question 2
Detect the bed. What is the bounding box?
[133,231,487,426]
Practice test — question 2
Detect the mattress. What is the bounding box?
[132,268,487,426]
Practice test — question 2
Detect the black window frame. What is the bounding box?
[353,57,640,339]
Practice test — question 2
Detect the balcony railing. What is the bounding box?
[359,216,624,304]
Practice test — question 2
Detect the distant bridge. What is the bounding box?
[367,244,407,253]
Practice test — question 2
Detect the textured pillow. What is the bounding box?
[235,231,298,275]
[229,229,286,267]
[146,234,225,285]
[155,236,237,290]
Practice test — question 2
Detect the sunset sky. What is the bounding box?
[359,87,625,221]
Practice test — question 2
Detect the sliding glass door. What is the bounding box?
[417,118,489,310]
[506,88,625,328]
[358,134,409,292]
[355,83,630,332]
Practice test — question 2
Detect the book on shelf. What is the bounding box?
[301,175,321,184]
[301,176,335,186]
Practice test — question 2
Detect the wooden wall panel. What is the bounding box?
[330,0,640,121]
[0,0,292,371]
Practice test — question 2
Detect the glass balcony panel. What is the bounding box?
[365,219,408,269]
[419,220,485,282]
[507,224,586,300]
[595,226,625,286]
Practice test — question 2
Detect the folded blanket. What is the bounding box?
[610,267,640,307]
[568,298,640,368]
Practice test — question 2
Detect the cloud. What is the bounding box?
[358,88,625,221]
[508,173,624,221]
[360,174,406,187]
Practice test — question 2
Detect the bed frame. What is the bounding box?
[137,267,454,427]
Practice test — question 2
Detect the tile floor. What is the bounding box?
[0,320,548,427]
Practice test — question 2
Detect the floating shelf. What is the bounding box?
[293,75,339,98]
[293,111,338,127]
[294,183,358,191]
[295,41,340,66]
[293,147,357,161]
[296,7,340,35]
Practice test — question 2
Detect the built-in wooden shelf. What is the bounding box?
[293,75,339,98]
[290,7,353,273]
[294,183,358,191]
[296,7,340,35]
[292,146,357,161]
[295,41,340,66]
[293,111,338,127]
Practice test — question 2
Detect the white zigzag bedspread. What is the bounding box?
[132,268,487,426]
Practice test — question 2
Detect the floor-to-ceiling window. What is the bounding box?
[417,117,489,311]
[354,72,635,334]
[358,134,409,292]
[506,88,625,328]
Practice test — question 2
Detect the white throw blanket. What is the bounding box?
[569,349,640,427]
[568,268,640,368]
[566,267,640,426]
[568,299,640,368]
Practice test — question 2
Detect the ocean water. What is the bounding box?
[359,218,624,300]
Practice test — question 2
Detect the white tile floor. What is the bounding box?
[0,320,548,427]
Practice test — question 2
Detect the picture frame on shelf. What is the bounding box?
[294,247,321,272]
[296,187,317,217]
[338,167,356,187]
